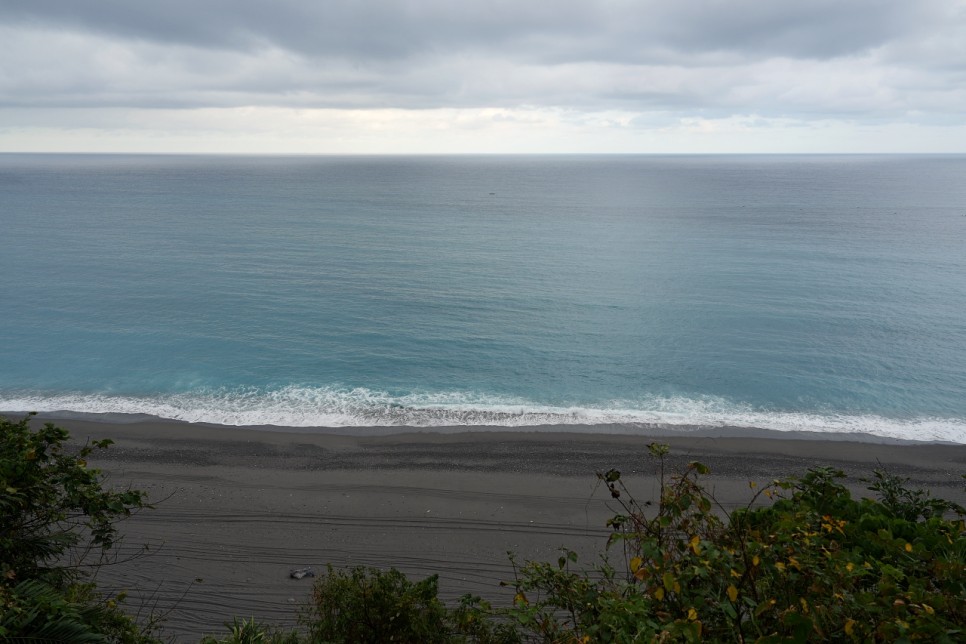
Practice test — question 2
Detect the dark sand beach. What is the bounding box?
[28,416,966,642]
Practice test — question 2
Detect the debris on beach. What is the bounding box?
[289,567,316,580]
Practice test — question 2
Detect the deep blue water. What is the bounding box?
[2,154,965,441]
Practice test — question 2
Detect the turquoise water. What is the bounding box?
[1,154,965,441]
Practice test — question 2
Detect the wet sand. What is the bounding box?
[34,416,966,641]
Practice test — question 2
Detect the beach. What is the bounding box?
[41,416,966,641]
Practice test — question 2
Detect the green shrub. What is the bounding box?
[505,443,966,642]
[0,414,157,643]
[299,565,521,643]
[199,616,302,644]
[302,565,452,643]
[448,594,521,644]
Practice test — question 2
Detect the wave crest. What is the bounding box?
[2,386,965,443]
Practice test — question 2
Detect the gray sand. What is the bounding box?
[33,417,966,641]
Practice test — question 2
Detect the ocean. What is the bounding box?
[1,154,964,442]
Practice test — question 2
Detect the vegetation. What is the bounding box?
[503,443,966,642]
[199,616,302,644]
[303,565,519,643]
[3,415,964,642]
[307,565,451,642]
[0,414,157,642]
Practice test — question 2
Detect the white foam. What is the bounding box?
[2,386,965,444]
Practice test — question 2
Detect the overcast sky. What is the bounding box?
[2,0,965,153]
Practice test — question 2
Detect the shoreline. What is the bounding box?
[9,410,964,445]
[17,414,966,641]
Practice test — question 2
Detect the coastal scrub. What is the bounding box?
[504,443,966,642]
[0,414,157,642]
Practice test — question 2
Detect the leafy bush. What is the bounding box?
[303,565,454,642]
[504,443,966,642]
[200,616,302,644]
[301,565,519,643]
[0,414,157,642]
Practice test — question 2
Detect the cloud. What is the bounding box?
[1,0,964,151]
[0,0,941,62]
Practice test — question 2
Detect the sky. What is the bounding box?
[1,0,965,154]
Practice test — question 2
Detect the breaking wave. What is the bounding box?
[2,386,965,444]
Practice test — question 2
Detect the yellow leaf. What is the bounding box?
[775,562,786,572]
[730,569,740,578]
[904,543,913,553]
[654,587,665,601]
[846,562,854,572]
[687,607,698,621]
[727,585,738,602]
[923,603,935,615]
[630,556,643,573]
[752,555,760,567]
[689,535,701,555]
[514,592,528,606]
[662,572,675,591]
[845,619,855,636]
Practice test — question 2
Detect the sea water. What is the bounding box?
[1,154,964,442]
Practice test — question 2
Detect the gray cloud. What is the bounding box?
[0,0,937,61]
[0,0,964,126]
